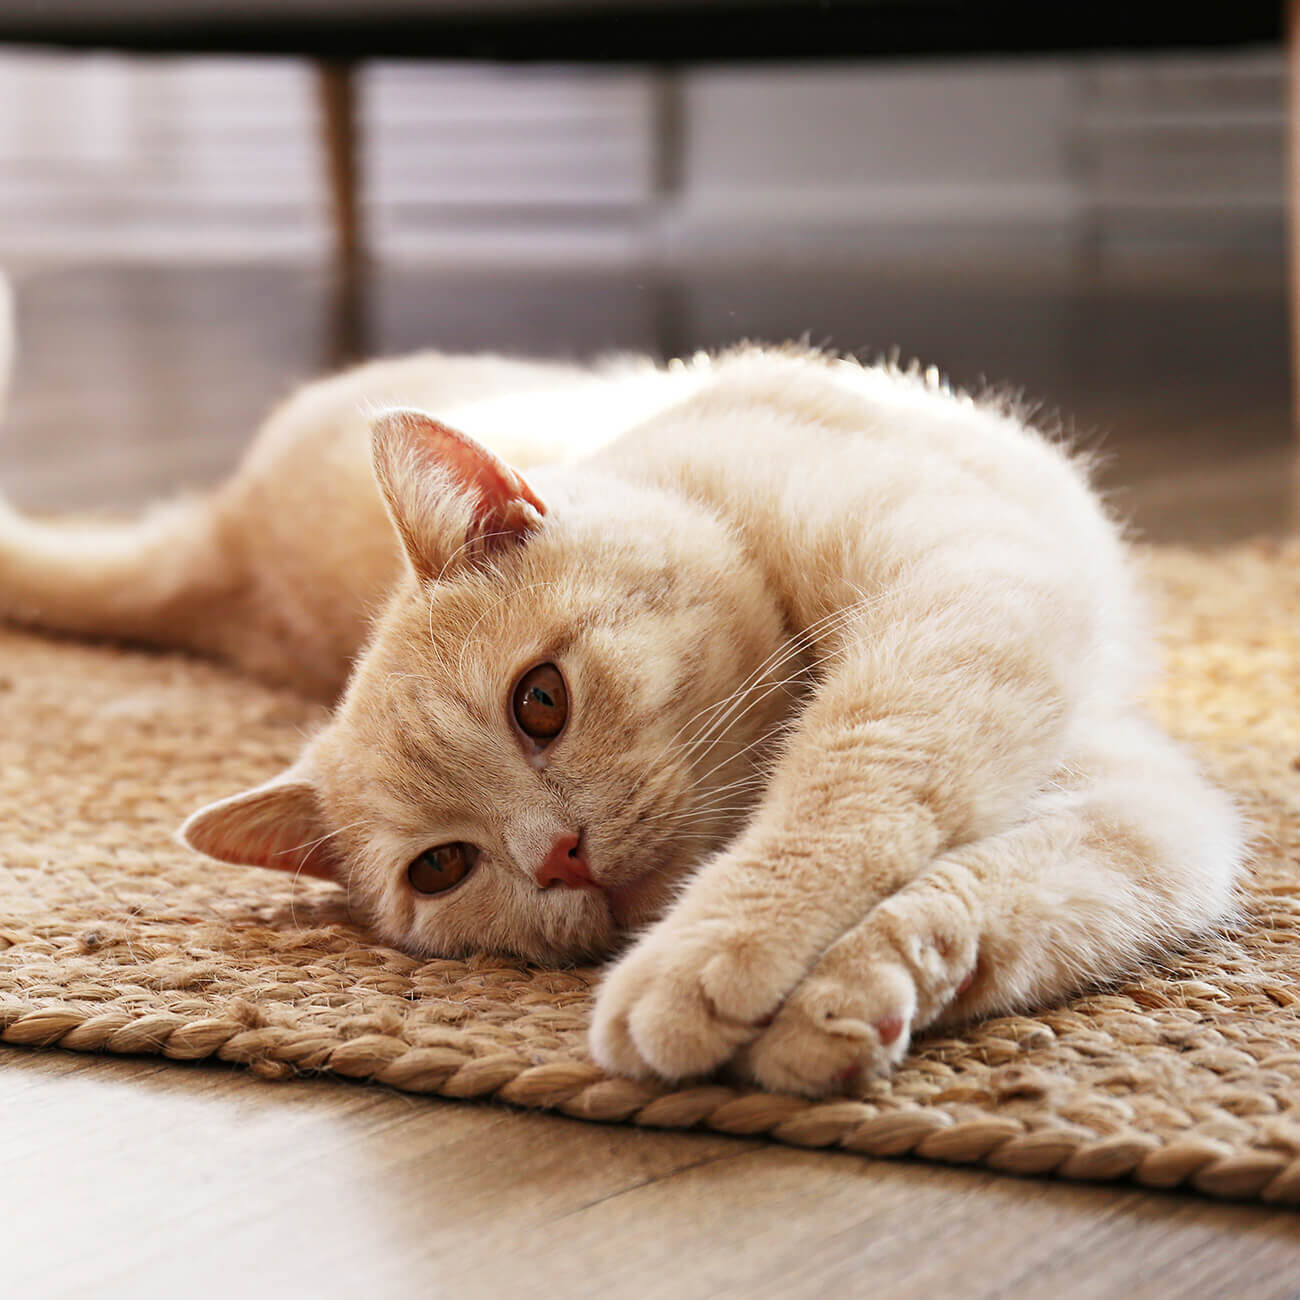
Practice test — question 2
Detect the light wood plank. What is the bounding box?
[3,1048,1298,1300]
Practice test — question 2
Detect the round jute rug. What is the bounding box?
[1,540,1297,1205]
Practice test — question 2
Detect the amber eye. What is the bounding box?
[407,842,478,896]
[512,662,568,742]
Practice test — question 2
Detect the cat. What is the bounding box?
[0,317,1243,1096]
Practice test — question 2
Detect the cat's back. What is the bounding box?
[607,346,1136,661]
[614,346,1098,535]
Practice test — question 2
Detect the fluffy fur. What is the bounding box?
[0,303,1242,1096]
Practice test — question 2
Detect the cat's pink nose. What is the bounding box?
[535,832,596,890]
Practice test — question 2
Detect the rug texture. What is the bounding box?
[1,540,1298,1204]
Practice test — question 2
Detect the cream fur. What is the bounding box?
[0,331,1243,1096]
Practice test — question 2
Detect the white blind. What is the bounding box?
[1073,51,1284,251]
[363,62,655,261]
[0,52,321,256]
[0,48,1284,264]
[0,52,654,260]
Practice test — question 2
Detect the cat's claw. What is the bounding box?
[734,964,918,1096]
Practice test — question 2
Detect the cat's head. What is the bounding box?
[182,409,793,963]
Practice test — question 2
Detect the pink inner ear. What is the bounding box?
[258,836,337,882]
[372,409,549,581]
[430,420,547,535]
[390,413,546,546]
[180,781,339,881]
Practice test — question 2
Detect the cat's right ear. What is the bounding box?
[179,767,338,881]
[371,408,548,582]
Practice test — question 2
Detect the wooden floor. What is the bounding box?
[5,1048,1300,1300]
[2,262,1298,1298]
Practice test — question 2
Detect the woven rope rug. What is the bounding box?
[1,540,1298,1205]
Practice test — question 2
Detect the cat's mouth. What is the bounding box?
[537,843,688,950]
[603,860,679,932]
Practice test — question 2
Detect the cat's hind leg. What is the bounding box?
[737,716,1242,1096]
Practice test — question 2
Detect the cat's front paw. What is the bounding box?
[589,917,801,1082]
[735,964,918,1096]
[735,893,978,1096]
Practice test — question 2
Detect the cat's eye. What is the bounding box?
[512,662,568,742]
[407,842,478,895]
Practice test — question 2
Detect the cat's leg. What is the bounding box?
[736,715,1242,1095]
[590,571,1103,1081]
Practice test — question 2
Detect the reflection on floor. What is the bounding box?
[2,260,1295,544]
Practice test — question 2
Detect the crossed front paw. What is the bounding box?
[588,907,972,1097]
[733,964,919,1095]
[588,916,801,1082]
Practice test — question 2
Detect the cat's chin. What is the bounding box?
[606,866,678,934]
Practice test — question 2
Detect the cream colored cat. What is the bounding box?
[0,329,1242,1096]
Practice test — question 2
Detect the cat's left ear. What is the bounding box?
[371,408,548,582]
[179,764,338,881]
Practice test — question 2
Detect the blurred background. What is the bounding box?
[0,3,1294,542]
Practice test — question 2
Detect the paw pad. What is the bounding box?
[874,1014,904,1046]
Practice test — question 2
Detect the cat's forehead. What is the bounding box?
[330,622,527,828]
[334,533,715,764]
[401,565,581,672]
[326,571,622,824]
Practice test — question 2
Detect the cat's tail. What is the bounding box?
[0,493,238,649]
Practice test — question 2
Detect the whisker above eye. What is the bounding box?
[433,526,517,587]
[278,817,373,861]
[677,598,890,781]
[454,580,565,684]
[551,586,896,851]
[683,682,802,779]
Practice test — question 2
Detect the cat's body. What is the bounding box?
[0,334,1242,1095]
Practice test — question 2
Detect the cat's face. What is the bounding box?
[184,410,793,962]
